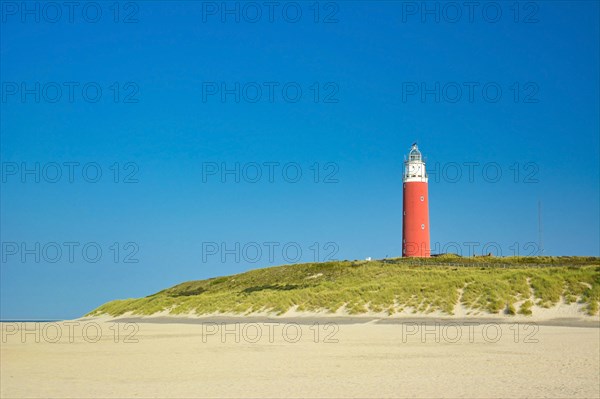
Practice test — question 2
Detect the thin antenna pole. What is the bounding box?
[538,201,544,256]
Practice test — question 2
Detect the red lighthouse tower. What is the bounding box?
[402,143,430,257]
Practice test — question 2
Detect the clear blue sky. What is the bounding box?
[1,1,599,320]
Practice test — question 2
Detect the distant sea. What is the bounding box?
[0,320,61,322]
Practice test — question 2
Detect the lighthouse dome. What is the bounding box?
[408,144,422,162]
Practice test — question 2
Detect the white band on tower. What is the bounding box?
[403,143,428,183]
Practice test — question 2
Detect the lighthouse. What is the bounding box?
[402,143,430,257]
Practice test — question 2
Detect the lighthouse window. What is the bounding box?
[421,224,425,230]
[420,196,424,202]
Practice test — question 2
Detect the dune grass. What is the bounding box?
[87,257,600,317]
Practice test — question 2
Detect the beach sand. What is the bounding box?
[1,317,599,398]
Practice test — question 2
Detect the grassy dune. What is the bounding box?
[88,256,600,317]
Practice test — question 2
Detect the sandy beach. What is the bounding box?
[1,316,599,398]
